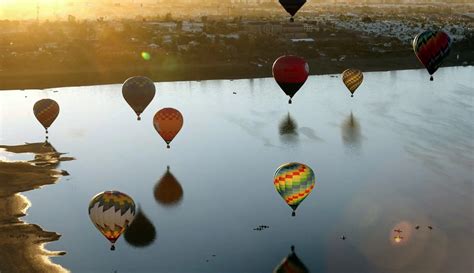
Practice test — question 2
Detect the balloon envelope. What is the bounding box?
[342,69,363,97]
[88,191,136,250]
[272,55,309,104]
[122,76,156,120]
[153,108,184,148]
[413,31,452,79]
[274,162,315,215]
[33,99,60,132]
[279,0,306,21]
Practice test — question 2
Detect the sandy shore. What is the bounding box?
[0,142,73,273]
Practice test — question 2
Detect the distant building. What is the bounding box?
[291,38,315,43]
[182,21,204,33]
[244,22,282,35]
[147,22,178,32]
[281,23,307,39]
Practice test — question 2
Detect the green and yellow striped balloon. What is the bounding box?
[274,162,315,216]
[342,69,364,97]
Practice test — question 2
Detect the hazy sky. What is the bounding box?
[0,0,470,20]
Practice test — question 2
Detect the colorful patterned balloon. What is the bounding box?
[33,99,60,134]
[274,162,315,216]
[122,76,156,120]
[88,191,136,250]
[153,108,184,148]
[273,55,309,104]
[273,246,309,273]
[413,30,452,81]
[342,69,364,97]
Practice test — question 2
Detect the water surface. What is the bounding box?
[0,67,473,273]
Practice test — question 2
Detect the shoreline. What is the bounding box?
[1,56,471,91]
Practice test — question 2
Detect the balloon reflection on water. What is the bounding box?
[154,166,184,207]
[124,208,157,248]
[273,245,310,273]
[279,113,299,145]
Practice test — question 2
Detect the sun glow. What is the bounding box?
[0,0,72,20]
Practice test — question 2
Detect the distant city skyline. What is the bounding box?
[0,0,472,21]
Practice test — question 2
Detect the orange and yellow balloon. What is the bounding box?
[274,162,315,216]
[33,99,60,134]
[88,191,136,251]
[342,69,364,97]
[153,108,183,148]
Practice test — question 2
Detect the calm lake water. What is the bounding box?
[0,67,473,273]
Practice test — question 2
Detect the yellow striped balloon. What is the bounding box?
[274,162,315,216]
[342,69,364,97]
[33,99,60,134]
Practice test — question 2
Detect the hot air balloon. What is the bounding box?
[273,55,309,104]
[274,162,315,216]
[122,76,156,120]
[279,0,306,22]
[88,191,136,251]
[413,30,452,81]
[273,246,310,273]
[153,108,183,148]
[33,99,60,136]
[124,208,156,248]
[154,166,183,206]
[341,69,363,97]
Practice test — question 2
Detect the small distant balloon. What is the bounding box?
[341,69,363,97]
[88,191,136,251]
[413,30,452,81]
[124,208,156,248]
[153,108,184,148]
[122,76,156,120]
[279,0,306,22]
[272,55,309,104]
[33,99,60,134]
[154,166,183,206]
[141,51,151,61]
[274,162,315,216]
